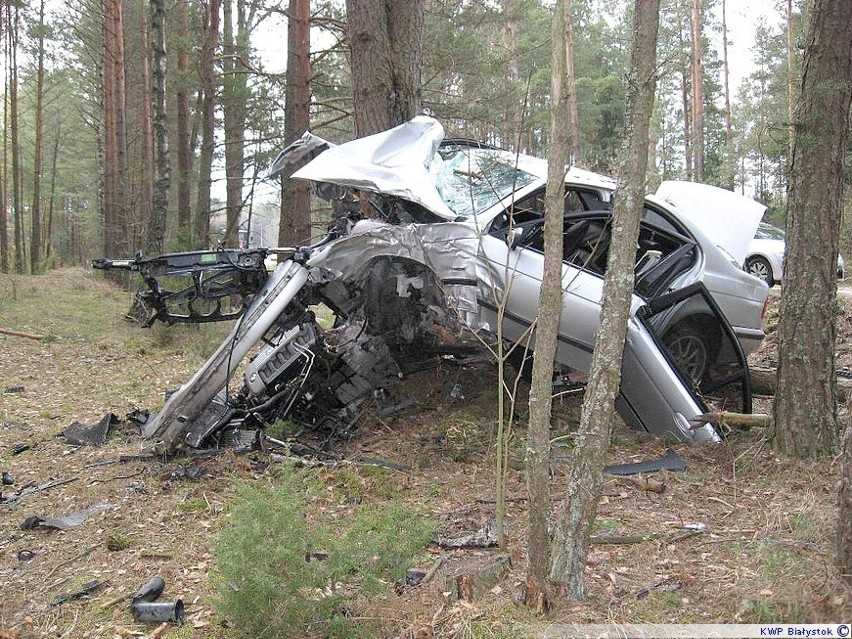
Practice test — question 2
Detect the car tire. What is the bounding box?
[662,321,714,385]
[745,256,773,286]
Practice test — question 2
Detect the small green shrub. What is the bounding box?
[214,467,434,638]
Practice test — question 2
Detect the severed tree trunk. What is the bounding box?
[278,0,312,246]
[194,0,220,249]
[774,0,852,458]
[524,0,569,611]
[690,0,704,181]
[30,0,46,272]
[345,0,424,136]
[564,0,581,164]
[175,0,192,249]
[550,0,660,600]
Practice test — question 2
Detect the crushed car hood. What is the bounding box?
[655,181,766,265]
[293,115,456,220]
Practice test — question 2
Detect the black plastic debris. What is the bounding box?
[49,579,106,607]
[603,448,687,476]
[21,502,112,531]
[129,576,184,624]
[11,443,30,455]
[2,472,13,485]
[62,413,118,446]
[132,599,184,623]
[4,386,24,393]
[126,409,152,427]
[132,576,165,603]
[17,549,34,561]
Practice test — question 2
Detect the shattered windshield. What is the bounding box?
[436,145,537,219]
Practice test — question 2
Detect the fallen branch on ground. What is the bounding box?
[0,328,45,340]
[591,528,704,545]
[690,411,772,431]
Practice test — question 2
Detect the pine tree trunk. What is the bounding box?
[278,0,312,246]
[774,0,852,458]
[112,0,130,255]
[346,0,424,136]
[10,1,25,273]
[138,0,154,239]
[45,119,60,262]
[564,0,581,164]
[222,0,246,247]
[524,0,569,611]
[690,0,704,181]
[30,0,46,273]
[502,0,523,149]
[1,2,11,273]
[786,0,797,162]
[175,0,192,248]
[550,0,660,600]
[194,0,220,249]
[147,0,170,255]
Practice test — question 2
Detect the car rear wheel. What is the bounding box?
[663,321,712,385]
[746,256,773,286]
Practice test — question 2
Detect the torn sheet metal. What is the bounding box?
[293,116,456,220]
[266,131,333,179]
[603,448,686,475]
[62,413,117,446]
[22,502,112,531]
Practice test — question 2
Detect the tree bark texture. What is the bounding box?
[564,0,581,164]
[138,0,154,244]
[524,0,570,610]
[690,0,704,181]
[346,0,424,136]
[502,0,523,150]
[278,0,312,246]
[10,0,25,272]
[222,0,247,247]
[840,417,852,583]
[30,0,46,272]
[176,0,192,249]
[549,0,660,600]
[774,0,852,458]
[146,0,170,256]
[194,0,220,249]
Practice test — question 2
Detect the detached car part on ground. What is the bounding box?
[94,117,764,454]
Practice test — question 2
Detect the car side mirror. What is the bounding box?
[507,226,525,248]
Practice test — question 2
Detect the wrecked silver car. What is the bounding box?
[94,117,762,453]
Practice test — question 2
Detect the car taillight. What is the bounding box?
[761,297,769,320]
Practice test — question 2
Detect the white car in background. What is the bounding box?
[745,221,845,286]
